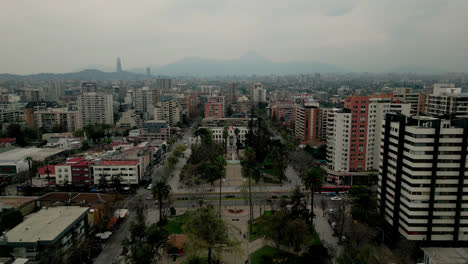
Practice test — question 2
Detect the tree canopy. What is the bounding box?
[185,207,237,264]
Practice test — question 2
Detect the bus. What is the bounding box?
[321,186,351,194]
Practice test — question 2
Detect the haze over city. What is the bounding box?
[1,0,468,74]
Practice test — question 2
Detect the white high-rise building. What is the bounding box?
[77,92,114,128]
[378,114,468,242]
[426,83,468,117]
[326,110,351,173]
[366,98,411,171]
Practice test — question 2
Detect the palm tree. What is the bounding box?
[152,180,172,224]
[302,167,324,224]
[222,126,229,155]
[214,155,227,215]
[24,156,32,186]
[234,128,240,155]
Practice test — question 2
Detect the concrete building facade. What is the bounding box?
[378,114,468,243]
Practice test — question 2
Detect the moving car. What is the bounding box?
[147,184,153,190]
[331,196,342,201]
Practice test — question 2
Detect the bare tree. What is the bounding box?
[289,150,314,178]
[329,199,349,242]
[320,197,327,217]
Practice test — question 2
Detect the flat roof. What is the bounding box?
[0,196,38,209]
[422,247,468,264]
[0,147,65,162]
[97,160,139,166]
[4,206,89,244]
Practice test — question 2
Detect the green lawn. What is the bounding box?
[162,213,192,234]
[249,211,272,240]
[249,211,321,246]
[250,246,298,264]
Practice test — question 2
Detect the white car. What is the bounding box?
[331,197,342,201]
[147,184,153,190]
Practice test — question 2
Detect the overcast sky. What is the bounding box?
[1,0,467,74]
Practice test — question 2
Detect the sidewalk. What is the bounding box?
[314,207,341,263]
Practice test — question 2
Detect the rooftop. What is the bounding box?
[97,160,139,166]
[0,147,65,163]
[3,206,89,244]
[422,247,468,264]
[0,196,38,210]
[37,165,55,175]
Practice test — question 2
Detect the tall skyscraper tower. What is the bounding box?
[116,57,122,73]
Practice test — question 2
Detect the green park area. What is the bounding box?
[163,213,192,234]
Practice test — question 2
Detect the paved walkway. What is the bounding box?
[314,207,341,263]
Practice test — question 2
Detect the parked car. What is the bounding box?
[331,196,342,201]
[147,184,153,190]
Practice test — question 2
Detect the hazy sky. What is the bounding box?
[1,0,467,74]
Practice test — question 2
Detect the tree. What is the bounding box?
[194,128,213,145]
[168,155,178,170]
[222,126,229,155]
[302,167,324,222]
[214,156,226,215]
[0,208,24,233]
[24,156,33,186]
[226,105,233,117]
[289,187,309,220]
[285,218,310,252]
[111,173,123,193]
[73,129,85,137]
[122,207,168,264]
[268,146,287,183]
[185,207,237,264]
[81,140,90,150]
[290,150,315,178]
[6,123,26,146]
[329,199,348,243]
[234,127,240,154]
[152,180,172,224]
[349,185,377,225]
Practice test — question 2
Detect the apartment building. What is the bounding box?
[326,95,410,184]
[154,99,180,127]
[77,91,114,128]
[33,108,79,132]
[0,207,89,261]
[55,158,94,186]
[378,114,468,243]
[204,102,224,119]
[426,83,468,117]
[0,104,24,123]
[269,101,296,124]
[393,87,427,115]
[294,101,321,143]
[133,87,154,119]
[250,83,267,103]
[93,160,141,185]
[116,109,142,128]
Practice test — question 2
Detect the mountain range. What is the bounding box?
[0,52,448,80]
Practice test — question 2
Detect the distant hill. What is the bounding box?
[146,52,344,76]
[0,69,148,81]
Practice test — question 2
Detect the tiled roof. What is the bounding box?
[37,165,56,175]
